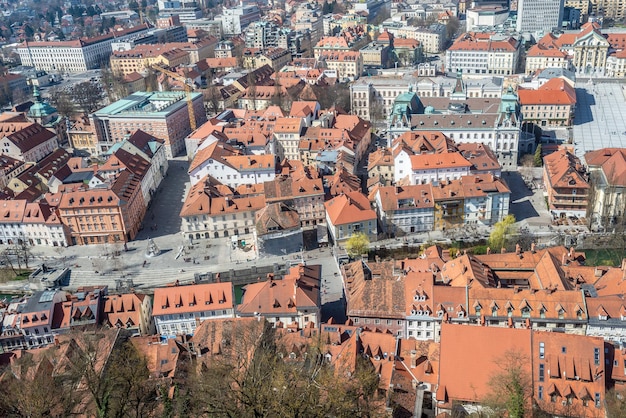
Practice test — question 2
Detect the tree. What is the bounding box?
[534,144,543,167]
[0,352,80,417]
[369,92,385,127]
[70,81,104,113]
[204,86,222,115]
[184,320,380,417]
[606,388,626,418]
[48,88,75,118]
[489,214,516,252]
[483,350,533,418]
[446,16,461,40]
[345,232,370,258]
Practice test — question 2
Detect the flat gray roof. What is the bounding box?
[573,82,626,163]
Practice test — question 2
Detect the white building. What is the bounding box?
[188,140,275,188]
[516,0,565,34]
[0,122,58,163]
[220,4,261,35]
[152,283,235,338]
[273,117,305,161]
[374,184,435,235]
[0,200,69,247]
[446,32,521,76]
[17,25,150,72]
[394,150,472,185]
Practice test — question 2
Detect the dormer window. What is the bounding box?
[599,314,608,321]
[507,307,514,317]
[437,310,444,318]
[413,295,419,301]
[521,307,531,318]
[540,307,547,319]
[558,309,565,320]
[492,307,498,317]
[475,306,481,316]
[458,311,464,318]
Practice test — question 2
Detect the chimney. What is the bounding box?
[562,253,567,266]
[531,242,536,253]
[622,258,626,271]
[486,247,491,255]
[569,247,575,259]
[515,243,521,255]
[501,247,506,254]
[410,350,417,368]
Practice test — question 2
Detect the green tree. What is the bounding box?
[345,232,370,258]
[489,214,516,251]
[534,144,543,167]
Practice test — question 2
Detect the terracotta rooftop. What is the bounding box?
[324,191,376,225]
[344,260,406,319]
[237,264,321,320]
[153,282,234,317]
[518,78,576,106]
[438,324,532,406]
[585,148,626,186]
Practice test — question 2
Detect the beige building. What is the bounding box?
[264,163,326,229]
[565,0,591,18]
[242,48,292,71]
[180,179,266,240]
[563,23,609,74]
[606,50,626,77]
[390,25,446,53]
[319,51,363,81]
[68,116,98,156]
[273,117,305,161]
[525,34,571,74]
[518,78,577,127]
[360,43,390,68]
[593,0,626,19]
[110,45,190,76]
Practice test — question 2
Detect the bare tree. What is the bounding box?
[70,81,104,113]
[483,350,533,418]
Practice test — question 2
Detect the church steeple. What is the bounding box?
[450,69,466,101]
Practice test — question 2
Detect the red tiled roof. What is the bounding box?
[153,282,234,316]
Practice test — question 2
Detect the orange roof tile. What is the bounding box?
[152,282,234,316]
[518,78,576,106]
[237,264,320,318]
[324,191,376,225]
[438,324,532,405]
